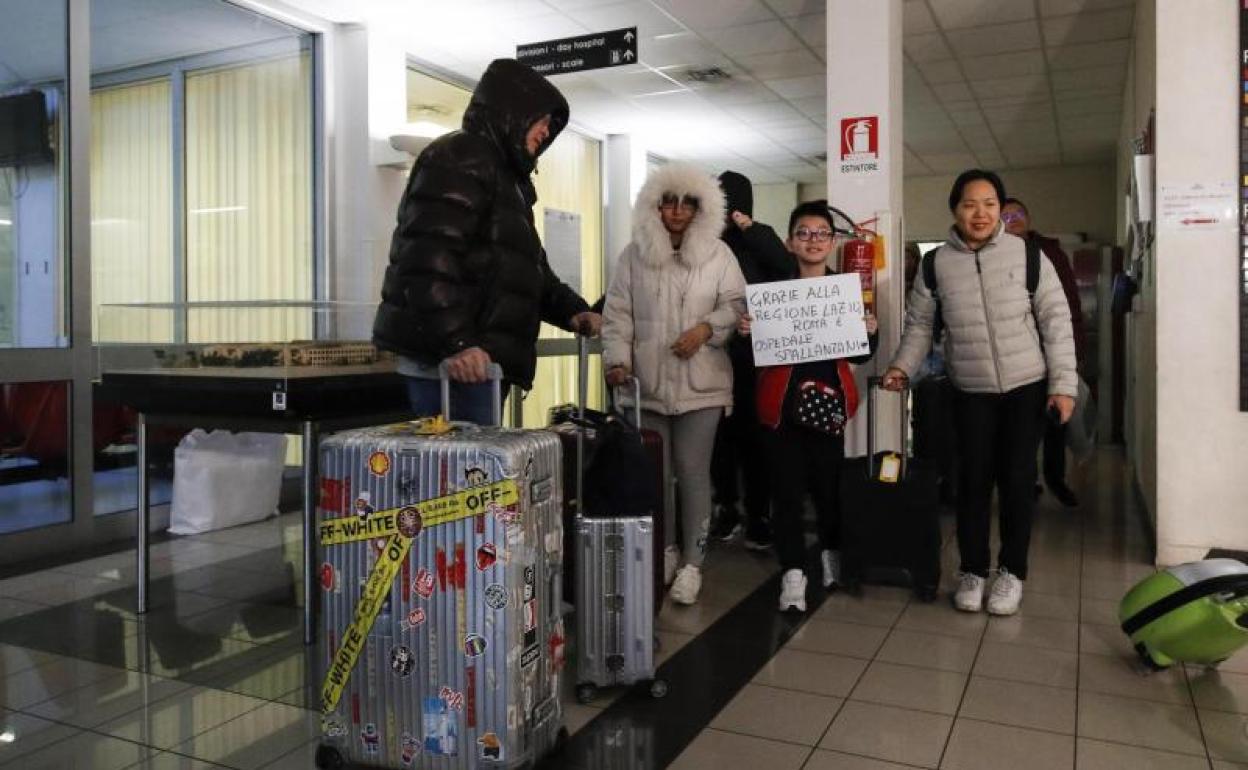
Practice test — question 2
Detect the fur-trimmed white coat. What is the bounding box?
[602,163,747,415]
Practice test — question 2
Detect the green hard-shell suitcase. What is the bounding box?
[1119,559,1248,670]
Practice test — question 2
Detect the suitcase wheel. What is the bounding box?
[649,678,669,699]
[575,683,598,704]
[916,585,939,603]
[314,745,344,770]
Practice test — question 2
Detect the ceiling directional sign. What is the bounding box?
[517,27,637,76]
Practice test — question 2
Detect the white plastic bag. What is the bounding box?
[1066,377,1098,464]
[169,429,286,535]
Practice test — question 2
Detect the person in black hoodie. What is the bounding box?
[373,59,599,423]
[741,201,878,612]
[709,171,795,549]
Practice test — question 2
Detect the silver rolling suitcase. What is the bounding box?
[566,339,668,703]
[315,368,567,769]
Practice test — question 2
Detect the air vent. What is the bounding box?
[684,66,732,84]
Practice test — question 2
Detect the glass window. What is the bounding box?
[185,53,314,343]
[0,381,72,533]
[0,1,67,349]
[90,78,174,341]
[89,0,313,345]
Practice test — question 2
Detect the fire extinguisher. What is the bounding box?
[841,236,875,314]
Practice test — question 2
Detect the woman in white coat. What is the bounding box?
[602,163,747,605]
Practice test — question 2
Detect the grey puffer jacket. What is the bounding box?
[889,224,1077,397]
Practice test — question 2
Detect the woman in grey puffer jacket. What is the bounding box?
[882,169,1076,617]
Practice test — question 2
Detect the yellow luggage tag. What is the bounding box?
[410,415,454,435]
[878,453,901,484]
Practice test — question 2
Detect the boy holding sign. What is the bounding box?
[740,202,877,613]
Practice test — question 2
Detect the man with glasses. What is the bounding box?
[708,171,795,551]
[1001,197,1084,507]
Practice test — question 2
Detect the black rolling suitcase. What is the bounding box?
[912,375,957,503]
[840,377,941,602]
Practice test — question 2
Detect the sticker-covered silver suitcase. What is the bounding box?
[314,416,566,769]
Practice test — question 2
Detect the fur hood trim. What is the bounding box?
[632,162,727,268]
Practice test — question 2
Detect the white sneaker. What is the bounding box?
[663,545,680,586]
[954,572,985,612]
[779,569,807,612]
[820,550,841,589]
[669,564,702,605]
[986,568,1024,616]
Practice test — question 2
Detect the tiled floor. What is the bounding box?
[0,447,1244,768]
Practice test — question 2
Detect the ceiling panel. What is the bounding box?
[904,33,955,63]
[1051,65,1124,91]
[703,20,802,56]
[969,75,1048,100]
[763,73,825,99]
[565,2,685,39]
[916,59,966,85]
[903,0,939,34]
[735,48,824,79]
[1040,0,1134,15]
[1042,8,1133,46]
[943,21,1042,57]
[960,50,1047,80]
[725,100,806,124]
[928,0,1035,30]
[655,0,775,29]
[1047,39,1129,70]
[793,13,826,49]
[761,0,824,19]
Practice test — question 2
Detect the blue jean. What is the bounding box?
[405,376,504,426]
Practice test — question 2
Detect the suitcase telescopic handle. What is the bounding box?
[866,376,909,481]
[437,361,504,426]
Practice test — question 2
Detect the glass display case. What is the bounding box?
[96,301,406,420]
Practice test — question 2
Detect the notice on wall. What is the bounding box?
[747,274,870,367]
[1158,181,1236,231]
[543,208,581,294]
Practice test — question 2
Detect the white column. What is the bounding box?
[826,0,904,456]
[604,134,648,286]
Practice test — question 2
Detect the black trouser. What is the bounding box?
[1042,419,1067,488]
[710,355,770,526]
[766,422,843,572]
[952,380,1047,580]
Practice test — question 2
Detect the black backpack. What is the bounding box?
[921,238,1042,342]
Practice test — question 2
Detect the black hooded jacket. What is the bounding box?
[372,59,589,389]
[718,170,795,363]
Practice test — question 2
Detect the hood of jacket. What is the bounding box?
[633,162,727,269]
[462,58,569,177]
[718,170,753,219]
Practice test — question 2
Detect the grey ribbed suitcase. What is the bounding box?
[573,514,666,702]
[314,420,567,770]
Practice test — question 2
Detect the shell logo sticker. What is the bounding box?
[368,452,391,477]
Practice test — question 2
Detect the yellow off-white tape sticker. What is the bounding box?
[317,478,520,714]
[321,531,411,714]
[318,479,519,546]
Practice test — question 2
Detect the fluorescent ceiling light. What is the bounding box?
[0,219,10,226]
[0,731,14,743]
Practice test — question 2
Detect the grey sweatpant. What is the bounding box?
[640,407,723,568]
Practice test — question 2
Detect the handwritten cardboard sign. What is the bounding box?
[746,274,870,367]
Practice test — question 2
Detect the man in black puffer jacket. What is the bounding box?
[373,59,599,423]
[709,171,795,548]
